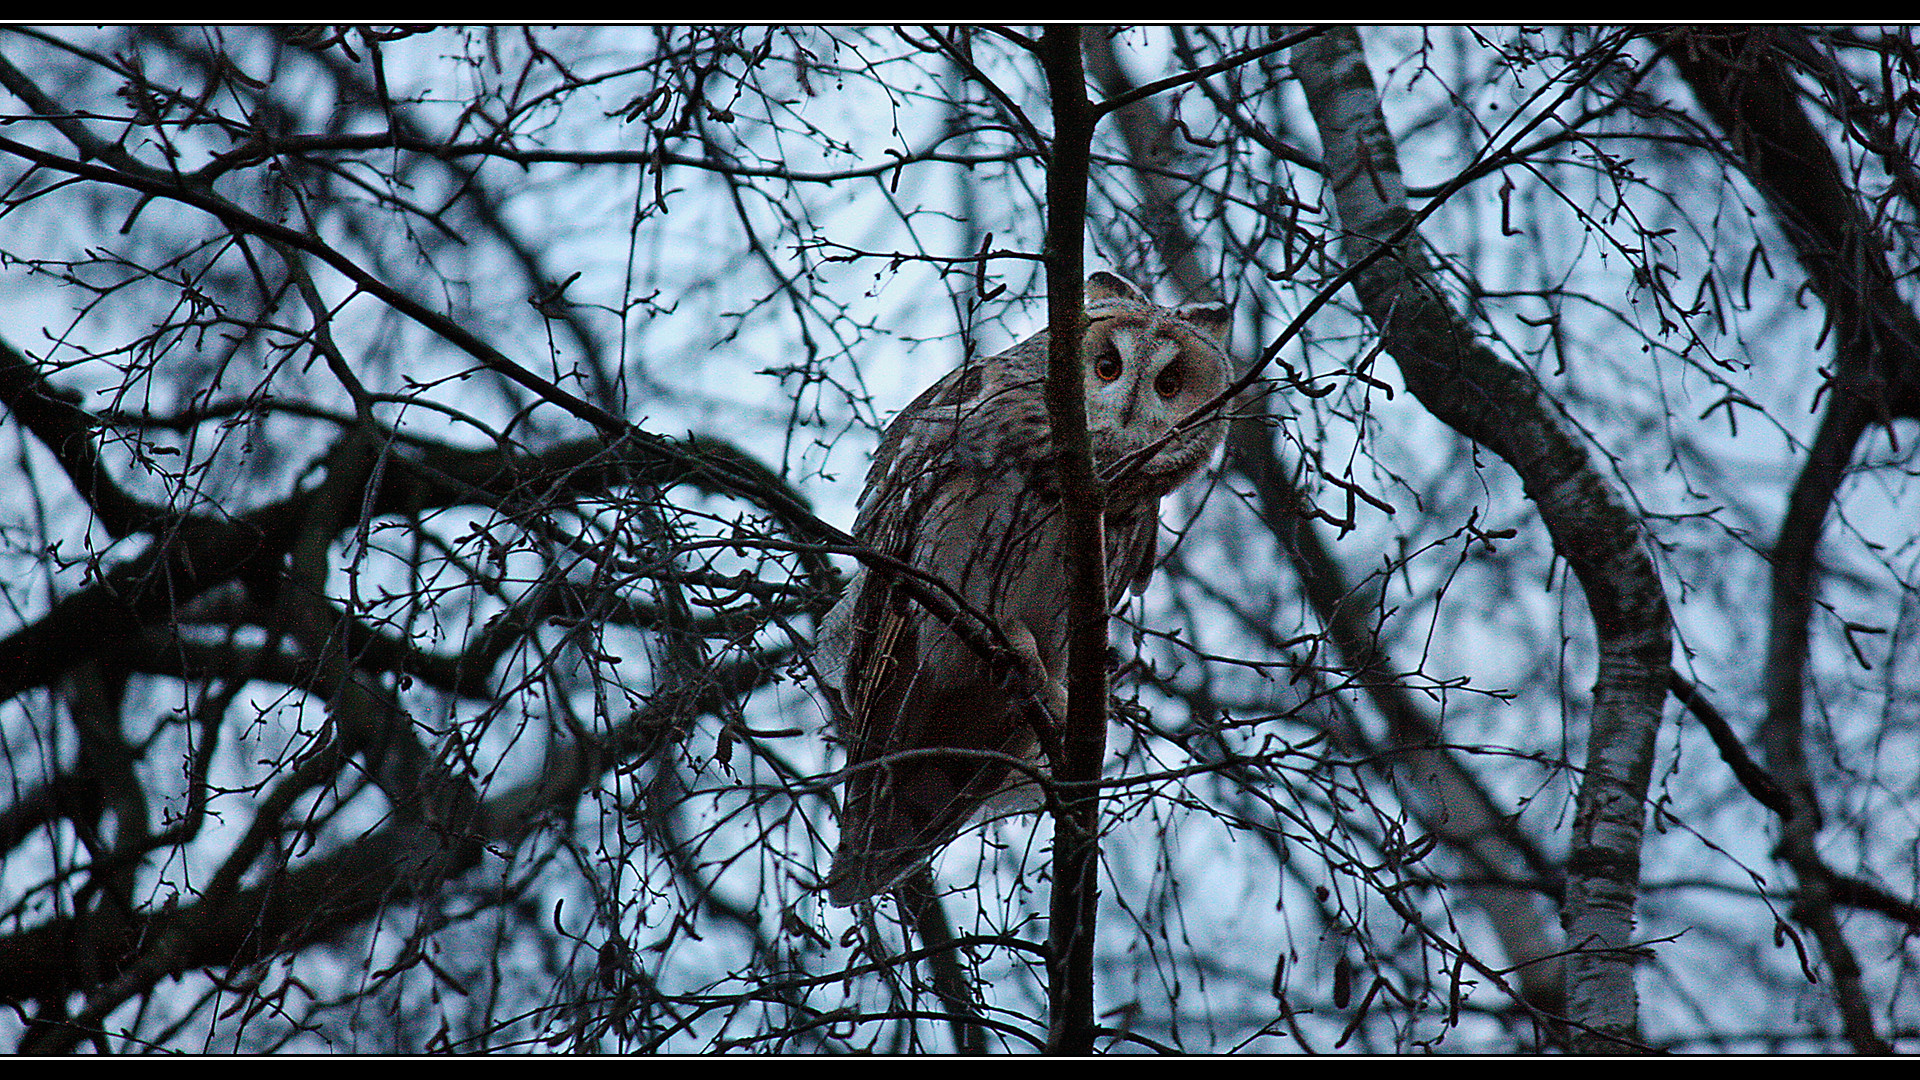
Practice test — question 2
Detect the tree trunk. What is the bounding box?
[1291,27,1672,1052]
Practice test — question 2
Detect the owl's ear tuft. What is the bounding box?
[1085,271,1147,306]
[1177,302,1232,346]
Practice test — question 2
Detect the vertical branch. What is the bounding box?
[896,868,987,1054]
[1290,28,1672,1052]
[1036,25,1105,1057]
[1664,27,1920,1054]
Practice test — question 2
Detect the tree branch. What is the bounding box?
[1037,25,1105,1057]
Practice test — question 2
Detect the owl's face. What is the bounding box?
[1078,273,1233,499]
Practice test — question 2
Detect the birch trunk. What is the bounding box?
[1290,27,1672,1052]
[1084,29,1567,1015]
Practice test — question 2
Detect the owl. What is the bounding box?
[815,271,1233,905]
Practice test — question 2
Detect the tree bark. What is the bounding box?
[1038,25,1106,1056]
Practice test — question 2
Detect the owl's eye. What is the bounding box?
[1154,361,1183,399]
[1094,346,1124,382]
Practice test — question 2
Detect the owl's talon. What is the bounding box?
[1005,622,1069,721]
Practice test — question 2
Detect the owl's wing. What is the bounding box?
[828,493,1158,905]
[832,365,973,739]
[825,362,1050,903]
[810,569,859,733]
[823,505,943,904]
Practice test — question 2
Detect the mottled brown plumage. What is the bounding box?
[816,272,1233,904]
